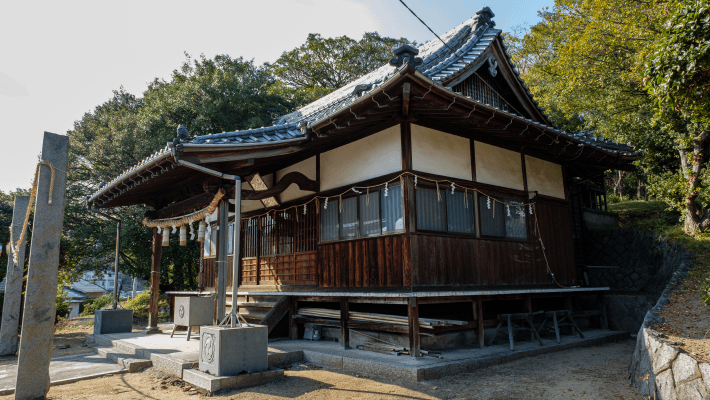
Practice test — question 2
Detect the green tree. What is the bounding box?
[65,54,291,290]
[507,0,710,234]
[644,0,710,234]
[269,32,414,106]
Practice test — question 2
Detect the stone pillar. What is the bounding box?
[0,196,30,356]
[15,132,69,400]
[147,227,162,330]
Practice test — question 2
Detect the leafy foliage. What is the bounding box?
[80,294,113,316]
[124,291,168,320]
[55,289,71,321]
[509,0,710,234]
[269,32,414,106]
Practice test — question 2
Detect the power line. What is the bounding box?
[396,0,527,118]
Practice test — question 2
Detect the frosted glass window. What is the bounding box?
[416,188,446,232]
[505,200,527,238]
[447,191,475,234]
[359,192,381,236]
[320,199,339,240]
[479,195,527,239]
[381,185,404,233]
[339,197,358,238]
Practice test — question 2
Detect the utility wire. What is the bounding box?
[396,0,527,118]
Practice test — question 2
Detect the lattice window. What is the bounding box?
[453,73,509,112]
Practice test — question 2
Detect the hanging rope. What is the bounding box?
[9,161,56,265]
[142,188,226,229]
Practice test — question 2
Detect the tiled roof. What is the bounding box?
[87,7,637,206]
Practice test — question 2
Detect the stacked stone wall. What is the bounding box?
[584,229,692,333]
[628,263,710,399]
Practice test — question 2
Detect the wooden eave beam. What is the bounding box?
[236,172,319,201]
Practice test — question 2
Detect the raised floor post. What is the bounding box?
[407,296,420,357]
[340,297,350,349]
[476,297,485,348]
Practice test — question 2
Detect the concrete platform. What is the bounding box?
[268,329,629,381]
[91,330,302,379]
[92,327,627,382]
[0,353,126,395]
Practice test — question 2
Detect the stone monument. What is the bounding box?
[0,196,30,356]
[14,132,69,400]
[199,325,268,376]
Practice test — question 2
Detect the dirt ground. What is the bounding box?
[1,338,643,400]
[654,275,710,363]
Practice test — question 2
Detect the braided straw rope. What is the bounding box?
[8,161,56,265]
[142,188,226,229]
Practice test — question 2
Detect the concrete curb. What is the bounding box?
[0,369,127,395]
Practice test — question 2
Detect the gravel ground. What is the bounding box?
[1,338,643,400]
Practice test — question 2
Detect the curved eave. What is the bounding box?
[88,137,311,209]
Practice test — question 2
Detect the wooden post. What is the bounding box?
[407,297,420,357]
[290,298,298,340]
[598,293,608,329]
[15,132,69,400]
[477,298,485,348]
[340,297,350,349]
[216,199,229,321]
[148,227,162,330]
[524,295,534,340]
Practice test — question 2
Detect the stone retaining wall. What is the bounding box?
[585,229,692,333]
[628,263,710,399]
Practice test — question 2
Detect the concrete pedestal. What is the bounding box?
[94,309,133,335]
[199,325,268,376]
[174,296,214,327]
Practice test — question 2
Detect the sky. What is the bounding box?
[0,0,553,193]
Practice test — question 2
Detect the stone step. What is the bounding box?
[96,346,153,372]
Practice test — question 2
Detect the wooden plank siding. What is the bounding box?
[318,235,409,288]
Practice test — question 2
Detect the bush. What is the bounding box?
[124,291,151,319]
[80,294,113,316]
[124,291,169,319]
[702,278,710,307]
[55,290,71,322]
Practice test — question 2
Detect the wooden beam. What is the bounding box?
[238,172,319,201]
[340,297,350,349]
[476,298,485,348]
[192,146,307,164]
[402,83,411,116]
[259,295,291,334]
[154,192,214,219]
[246,172,279,209]
[407,297,421,357]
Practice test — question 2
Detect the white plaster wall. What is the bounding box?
[474,141,524,190]
[411,124,472,181]
[320,125,402,191]
[276,156,317,203]
[525,155,565,199]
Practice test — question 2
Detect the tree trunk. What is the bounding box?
[637,179,643,200]
[679,131,710,235]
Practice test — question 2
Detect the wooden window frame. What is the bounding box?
[318,182,405,244]
[477,190,530,242]
[413,183,477,237]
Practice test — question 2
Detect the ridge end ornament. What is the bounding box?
[488,55,498,77]
[389,44,423,68]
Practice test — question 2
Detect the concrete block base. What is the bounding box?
[199,325,268,376]
[94,309,133,335]
[182,368,283,393]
